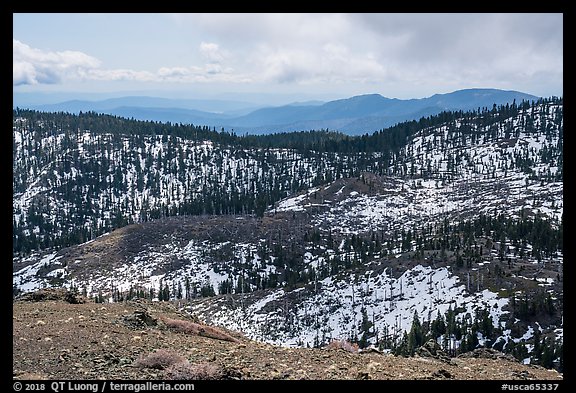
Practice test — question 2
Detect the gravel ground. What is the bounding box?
[13,293,563,381]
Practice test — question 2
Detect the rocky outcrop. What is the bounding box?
[16,288,87,304]
[458,347,518,362]
[416,339,451,362]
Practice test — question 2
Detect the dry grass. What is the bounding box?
[134,347,232,380]
[325,339,359,353]
[133,349,187,370]
[160,317,240,343]
[163,362,224,380]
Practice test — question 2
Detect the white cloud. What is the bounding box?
[88,69,157,82]
[13,39,101,85]
[199,42,227,63]
[255,42,389,86]
[13,39,248,86]
[166,13,562,96]
[13,61,43,86]
[158,66,196,78]
[13,14,563,97]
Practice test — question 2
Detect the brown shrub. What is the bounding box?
[133,349,187,370]
[325,339,359,353]
[163,362,224,380]
[160,317,240,343]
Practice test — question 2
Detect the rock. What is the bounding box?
[356,371,370,380]
[327,365,338,373]
[119,358,132,365]
[366,361,381,374]
[18,288,87,304]
[458,348,518,362]
[416,339,451,362]
[221,366,243,380]
[121,310,157,329]
[417,339,441,356]
[511,370,530,379]
[14,372,49,380]
[432,369,453,379]
[361,347,383,355]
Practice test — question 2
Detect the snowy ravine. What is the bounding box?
[186,265,508,348]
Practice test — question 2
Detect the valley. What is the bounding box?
[13,97,563,374]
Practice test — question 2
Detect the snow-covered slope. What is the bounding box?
[188,264,509,348]
[12,125,356,252]
[276,103,563,235]
[12,100,563,362]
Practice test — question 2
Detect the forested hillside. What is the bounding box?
[12,98,561,256]
[13,97,563,370]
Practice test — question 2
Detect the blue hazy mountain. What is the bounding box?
[26,96,262,116]
[226,89,539,134]
[108,107,236,125]
[20,89,539,135]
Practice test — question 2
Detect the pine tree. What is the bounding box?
[556,342,563,372]
[358,306,373,349]
[430,311,446,339]
[541,337,555,369]
[532,328,543,364]
[162,282,170,301]
[200,281,216,297]
[407,311,424,355]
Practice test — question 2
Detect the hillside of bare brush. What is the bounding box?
[13,289,562,381]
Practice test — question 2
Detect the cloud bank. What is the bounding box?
[13,39,246,86]
[13,13,562,97]
[13,39,101,85]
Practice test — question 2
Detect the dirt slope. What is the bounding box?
[12,291,562,381]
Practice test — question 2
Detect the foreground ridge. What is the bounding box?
[13,290,562,381]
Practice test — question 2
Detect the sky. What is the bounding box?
[13,13,563,104]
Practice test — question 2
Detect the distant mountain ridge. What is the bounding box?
[25,96,262,116]
[21,88,539,135]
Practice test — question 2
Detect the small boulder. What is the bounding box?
[121,310,157,329]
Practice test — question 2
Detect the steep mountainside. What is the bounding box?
[13,98,563,370]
